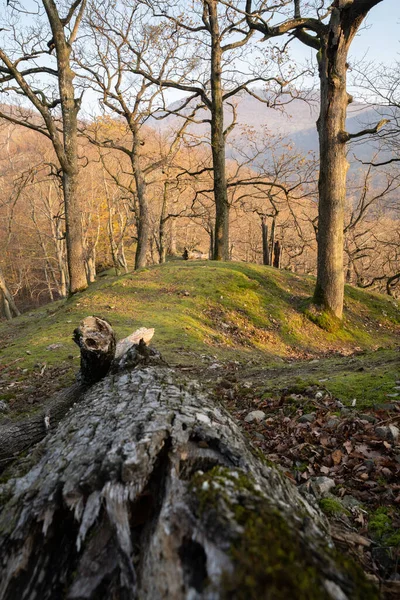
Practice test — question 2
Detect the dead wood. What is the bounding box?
[0,317,116,469]
[0,321,377,599]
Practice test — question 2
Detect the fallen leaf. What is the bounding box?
[343,440,353,454]
[332,449,343,465]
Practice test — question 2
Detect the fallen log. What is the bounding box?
[0,317,151,469]
[0,320,377,599]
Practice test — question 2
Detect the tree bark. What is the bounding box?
[273,240,281,269]
[169,218,177,256]
[0,321,377,599]
[261,216,270,266]
[132,148,150,270]
[312,27,349,319]
[0,266,20,319]
[245,0,384,319]
[44,0,88,294]
[210,0,230,262]
[308,2,384,319]
[63,170,87,292]
[158,180,169,264]
[0,317,115,468]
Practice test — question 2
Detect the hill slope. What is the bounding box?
[0,261,399,416]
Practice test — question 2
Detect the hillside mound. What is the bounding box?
[0,260,399,417]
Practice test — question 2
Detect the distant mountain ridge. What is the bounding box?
[156,91,392,163]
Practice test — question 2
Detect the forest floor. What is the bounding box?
[0,260,399,596]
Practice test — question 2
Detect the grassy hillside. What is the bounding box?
[0,261,399,415]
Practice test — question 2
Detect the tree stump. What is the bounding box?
[0,320,377,599]
[0,317,117,468]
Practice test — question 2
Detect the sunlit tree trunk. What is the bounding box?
[45,0,88,294]
[313,36,349,318]
[131,139,149,270]
[209,0,229,261]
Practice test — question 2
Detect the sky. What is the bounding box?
[295,0,400,66]
[352,0,400,65]
[2,0,399,113]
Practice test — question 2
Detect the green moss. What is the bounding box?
[224,512,324,599]
[1,261,399,420]
[319,497,349,516]
[304,305,341,333]
[326,357,399,408]
[191,467,377,599]
[369,507,400,546]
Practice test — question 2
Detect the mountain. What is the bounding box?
[156,92,393,164]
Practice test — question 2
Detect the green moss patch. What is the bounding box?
[319,497,350,517]
[0,261,399,418]
[304,304,342,333]
[190,467,377,599]
[369,507,400,546]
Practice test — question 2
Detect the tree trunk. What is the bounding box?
[159,181,169,264]
[0,317,116,468]
[261,216,270,266]
[0,322,376,600]
[132,147,149,270]
[168,218,177,256]
[62,170,88,293]
[207,228,212,260]
[273,240,281,269]
[0,266,20,318]
[270,215,276,266]
[50,4,88,295]
[313,39,349,319]
[53,216,68,298]
[312,3,377,319]
[209,1,230,262]
[0,292,12,321]
[85,247,97,283]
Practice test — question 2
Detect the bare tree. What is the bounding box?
[79,0,192,269]
[0,0,89,294]
[131,0,301,261]
[227,127,318,268]
[353,58,400,167]
[245,0,387,318]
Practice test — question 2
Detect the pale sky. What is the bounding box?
[294,0,400,66]
[352,0,400,64]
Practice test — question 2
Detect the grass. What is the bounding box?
[0,260,399,414]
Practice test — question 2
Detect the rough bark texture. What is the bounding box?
[261,217,270,266]
[44,0,88,294]
[72,316,116,385]
[313,23,348,319]
[132,143,150,270]
[209,0,230,262]
[0,317,115,469]
[312,1,383,319]
[0,382,85,468]
[63,170,87,293]
[0,326,377,599]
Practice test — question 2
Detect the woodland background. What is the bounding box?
[0,0,399,316]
